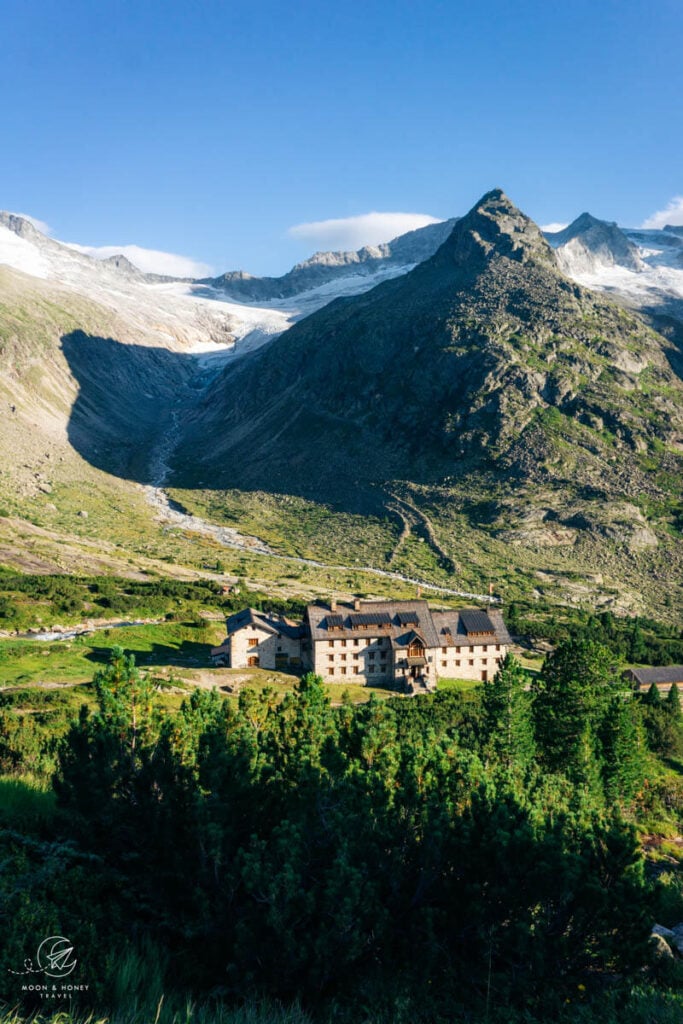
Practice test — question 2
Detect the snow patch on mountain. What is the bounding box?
[0,212,295,358]
[558,232,683,323]
[545,213,683,319]
[0,221,50,279]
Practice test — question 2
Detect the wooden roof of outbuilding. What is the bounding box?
[627,665,683,687]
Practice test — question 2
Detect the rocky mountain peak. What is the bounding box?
[547,212,644,273]
[434,188,553,271]
[564,211,604,233]
[100,253,145,279]
[0,211,45,242]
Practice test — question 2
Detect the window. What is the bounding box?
[442,646,447,654]
[369,652,375,661]
[496,644,501,652]
[456,646,461,654]
[341,667,347,675]
[328,655,334,662]
[277,645,282,652]
[469,659,474,667]
[354,638,359,646]
[328,640,334,648]
[341,640,347,647]
[248,637,259,648]
[368,664,375,673]
[455,660,461,667]
[341,654,347,661]
[482,645,488,652]
[441,660,447,668]
[353,652,359,659]
[327,667,333,675]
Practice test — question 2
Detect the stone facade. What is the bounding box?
[211,608,304,672]
[214,600,511,693]
[307,600,510,692]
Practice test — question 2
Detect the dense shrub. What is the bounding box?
[1,640,681,1020]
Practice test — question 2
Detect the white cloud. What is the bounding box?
[540,222,569,234]
[288,211,442,252]
[65,242,213,278]
[642,196,683,230]
[10,212,52,235]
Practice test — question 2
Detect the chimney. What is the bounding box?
[330,599,337,612]
[353,598,361,611]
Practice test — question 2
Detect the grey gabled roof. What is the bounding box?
[227,608,278,635]
[628,665,683,686]
[460,609,496,635]
[431,608,511,648]
[307,600,511,650]
[226,607,304,640]
[307,599,441,647]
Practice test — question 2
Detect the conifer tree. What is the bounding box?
[532,638,617,784]
[94,645,156,752]
[629,619,647,663]
[644,681,662,707]
[55,647,159,835]
[481,654,535,776]
[600,697,647,803]
[665,682,682,719]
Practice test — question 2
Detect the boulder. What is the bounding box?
[650,931,674,959]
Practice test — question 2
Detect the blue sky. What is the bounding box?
[2,0,682,276]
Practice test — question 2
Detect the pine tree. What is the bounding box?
[599,610,615,640]
[665,682,682,719]
[481,654,535,776]
[600,697,647,803]
[94,645,156,752]
[629,619,647,663]
[55,647,159,836]
[532,638,618,784]
[644,681,662,707]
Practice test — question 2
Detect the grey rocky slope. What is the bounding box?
[177,189,683,500]
[172,190,683,616]
[544,212,683,365]
[199,218,458,302]
[545,212,645,275]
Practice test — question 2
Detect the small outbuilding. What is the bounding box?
[211,607,305,672]
[624,665,683,694]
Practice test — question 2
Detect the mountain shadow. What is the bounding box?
[61,330,199,484]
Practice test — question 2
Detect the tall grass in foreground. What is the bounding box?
[0,774,57,829]
[0,1004,311,1024]
[3,988,683,1024]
